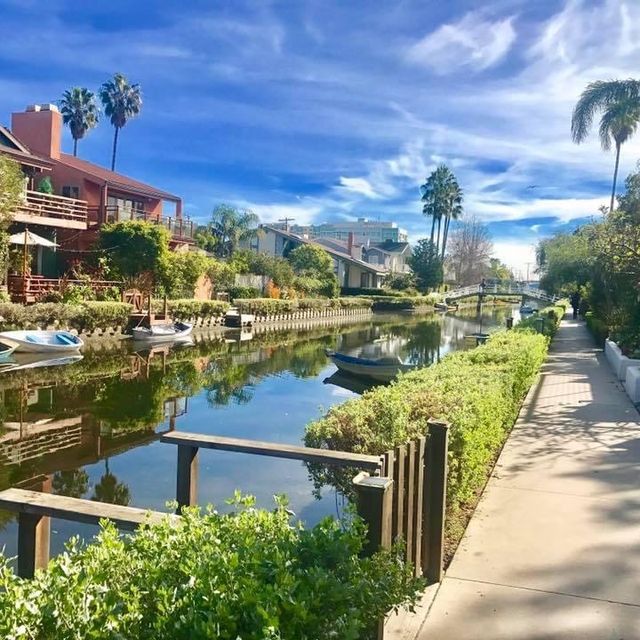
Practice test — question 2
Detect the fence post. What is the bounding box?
[422,419,449,584]
[176,444,199,512]
[353,473,393,556]
[353,472,393,640]
[17,512,49,578]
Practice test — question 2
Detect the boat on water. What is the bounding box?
[0,330,84,353]
[464,332,491,345]
[0,342,17,359]
[2,353,84,371]
[325,349,415,383]
[435,302,457,312]
[520,304,535,314]
[131,321,193,343]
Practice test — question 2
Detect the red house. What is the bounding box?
[1,104,195,301]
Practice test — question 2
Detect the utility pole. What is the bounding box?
[278,217,294,232]
[525,262,533,283]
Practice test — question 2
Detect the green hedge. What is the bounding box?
[0,501,421,639]
[234,298,373,316]
[0,302,132,332]
[341,287,407,297]
[228,286,262,300]
[305,328,549,522]
[369,295,437,311]
[585,311,608,346]
[516,302,567,337]
[155,299,230,321]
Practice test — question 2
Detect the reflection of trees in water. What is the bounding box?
[92,459,131,506]
[52,469,89,499]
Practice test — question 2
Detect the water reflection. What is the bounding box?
[0,307,515,559]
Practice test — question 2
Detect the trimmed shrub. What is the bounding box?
[341,287,406,297]
[370,295,437,311]
[585,311,608,346]
[305,329,548,516]
[153,299,230,321]
[234,298,373,316]
[0,302,132,332]
[228,286,261,300]
[0,501,422,639]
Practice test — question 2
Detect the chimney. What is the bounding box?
[11,104,62,159]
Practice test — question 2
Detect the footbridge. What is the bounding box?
[445,281,555,304]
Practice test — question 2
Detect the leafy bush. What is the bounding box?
[370,295,437,311]
[0,500,422,639]
[305,330,548,517]
[231,250,294,288]
[516,302,567,337]
[228,285,261,300]
[382,273,417,292]
[234,298,372,316]
[160,251,212,298]
[0,302,132,331]
[293,275,339,298]
[152,299,230,321]
[585,311,608,346]
[288,244,340,298]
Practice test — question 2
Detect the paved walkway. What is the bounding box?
[416,318,640,639]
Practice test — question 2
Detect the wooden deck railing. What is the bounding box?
[8,275,122,303]
[14,190,88,228]
[105,206,196,240]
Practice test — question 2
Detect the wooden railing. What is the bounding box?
[105,206,196,240]
[0,421,449,640]
[8,275,123,303]
[14,190,88,228]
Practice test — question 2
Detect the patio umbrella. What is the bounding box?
[9,228,59,284]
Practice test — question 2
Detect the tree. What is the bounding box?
[489,258,513,281]
[99,220,170,288]
[99,73,142,171]
[160,250,212,298]
[407,239,443,291]
[419,165,463,259]
[205,204,259,258]
[194,225,218,253]
[571,79,640,213]
[0,156,24,224]
[288,243,339,297]
[52,469,89,499]
[58,87,99,156]
[537,230,594,296]
[447,216,493,286]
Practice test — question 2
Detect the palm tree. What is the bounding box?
[208,204,259,258]
[99,73,142,171]
[58,87,99,156]
[419,165,463,259]
[571,79,640,213]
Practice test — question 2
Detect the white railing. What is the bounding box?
[445,281,555,303]
[16,190,88,224]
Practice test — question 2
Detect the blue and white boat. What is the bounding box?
[0,330,84,353]
[326,350,414,382]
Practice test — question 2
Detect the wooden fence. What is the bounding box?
[0,420,449,639]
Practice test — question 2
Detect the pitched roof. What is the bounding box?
[370,241,410,254]
[262,225,387,274]
[56,153,180,202]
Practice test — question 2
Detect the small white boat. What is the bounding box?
[0,342,17,359]
[520,304,535,314]
[131,321,193,343]
[3,354,84,371]
[326,350,414,383]
[0,330,84,353]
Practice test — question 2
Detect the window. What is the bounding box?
[62,186,80,199]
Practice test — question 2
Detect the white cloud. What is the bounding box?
[235,201,323,227]
[337,177,380,199]
[406,12,516,74]
[492,240,538,280]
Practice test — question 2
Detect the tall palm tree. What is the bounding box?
[209,204,259,258]
[571,79,640,213]
[58,87,99,156]
[419,164,463,259]
[99,73,142,171]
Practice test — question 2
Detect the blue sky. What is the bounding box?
[1,0,639,276]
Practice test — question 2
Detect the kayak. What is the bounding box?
[325,350,414,382]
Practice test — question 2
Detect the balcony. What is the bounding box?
[105,206,196,242]
[8,275,122,304]
[13,190,88,230]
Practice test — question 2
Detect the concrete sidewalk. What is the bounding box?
[416,318,640,639]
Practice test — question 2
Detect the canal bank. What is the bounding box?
[0,308,515,562]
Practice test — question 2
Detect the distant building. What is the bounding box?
[285,218,408,244]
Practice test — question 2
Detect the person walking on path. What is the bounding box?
[570,291,580,319]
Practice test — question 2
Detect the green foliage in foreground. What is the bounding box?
[0,500,422,640]
[305,307,564,514]
[0,301,133,332]
[234,297,373,315]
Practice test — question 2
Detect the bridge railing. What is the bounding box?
[445,282,555,303]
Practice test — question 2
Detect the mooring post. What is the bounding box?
[422,419,449,584]
[176,444,199,511]
[17,512,49,578]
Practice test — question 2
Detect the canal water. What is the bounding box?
[0,307,517,560]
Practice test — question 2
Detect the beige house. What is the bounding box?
[252,225,387,289]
